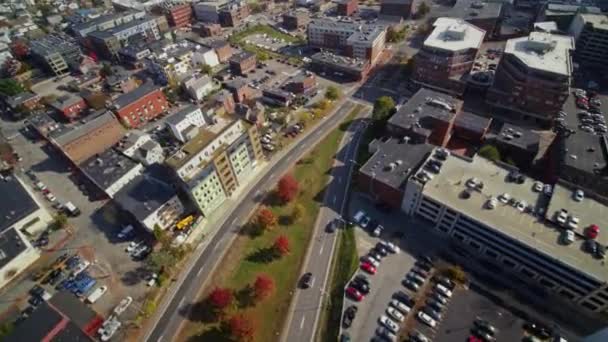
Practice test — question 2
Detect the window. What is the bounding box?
[559,289,575,300]
[503,258,516,268]
[469,240,481,251]
[521,268,536,278]
[539,278,556,289]
[485,249,498,259]
[582,302,598,311]
[452,232,465,242]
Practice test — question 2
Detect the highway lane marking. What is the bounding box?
[310,277,315,288]
[197,265,206,276]
[299,316,306,330]
[179,298,185,307]
[157,334,164,342]
[319,243,324,255]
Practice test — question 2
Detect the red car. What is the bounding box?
[587,224,600,239]
[346,286,363,301]
[360,262,377,274]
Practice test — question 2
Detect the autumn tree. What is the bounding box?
[273,235,290,256]
[228,314,255,341]
[208,287,233,310]
[325,86,340,100]
[10,40,29,60]
[256,207,277,230]
[291,204,304,223]
[277,174,299,203]
[253,274,275,300]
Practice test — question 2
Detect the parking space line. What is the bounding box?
[197,266,205,277]
[179,298,185,307]
[299,316,306,330]
[319,243,325,255]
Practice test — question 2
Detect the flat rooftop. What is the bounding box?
[360,138,433,190]
[421,152,608,283]
[0,173,39,233]
[311,51,368,72]
[505,32,574,76]
[424,17,485,52]
[389,88,460,132]
[562,132,608,174]
[309,18,385,42]
[48,111,124,147]
[546,184,608,246]
[577,13,608,30]
[495,123,541,152]
[0,228,27,270]
[435,0,502,20]
[79,148,140,190]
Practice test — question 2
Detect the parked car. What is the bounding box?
[350,279,370,295]
[389,299,411,314]
[300,272,313,289]
[409,331,430,342]
[378,315,399,334]
[393,291,415,306]
[435,276,456,289]
[427,298,445,312]
[586,224,600,239]
[372,224,384,237]
[435,284,453,297]
[417,311,437,328]
[523,322,552,339]
[402,279,420,292]
[386,307,405,322]
[360,262,377,274]
[346,286,363,301]
[375,327,397,342]
[423,306,442,321]
[378,240,400,253]
[406,272,425,286]
[342,305,357,328]
[361,255,380,268]
[432,292,449,305]
[561,230,575,245]
[474,318,497,336]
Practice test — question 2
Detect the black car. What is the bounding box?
[342,305,357,328]
[369,251,383,261]
[42,269,61,285]
[420,255,434,266]
[326,220,337,233]
[48,270,64,286]
[21,306,35,317]
[426,299,444,312]
[28,296,42,307]
[435,275,456,290]
[594,244,606,259]
[354,273,370,286]
[584,239,598,254]
[402,279,419,292]
[423,306,442,321]
[300,272,313,289]
[374,246,388,257]
[350,279,370,294]
[393,291,414,306]
[524,322,552,339]
[415,261,432,273]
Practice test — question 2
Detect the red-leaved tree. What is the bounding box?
[208,287,233,310]
[273,235,290,256]
[228,314,255,341]
[254,274,275,300]
[10,40,29,60]
[256,207,277,230]
[277,174,299,203]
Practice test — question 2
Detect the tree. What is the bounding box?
[372,96,396,122]
[256,207,277,230]
[200,63,213,75]
[228,314,255,341]
[50,213,68,231]
[417,2,430,18]
[325,86,340,101]
[387,26,406,43]
[292,204,305,223]
[257,51,270,61]
[443,265,467,284]
[277,174,299,203]
[209,287,233,310]
[0,78,25,96]
[478,145,501,162]
[253,274,275,300]
[10,40,29,60]
[85,92,110,110]
[147,250,179,273]
[273,235,290,256]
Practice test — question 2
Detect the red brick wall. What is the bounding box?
[115,90,168,128]
[215,45,233,63]
[337,1,358,16]
[60,99,88,120]
[357,172,404,208]
[167,4,192,28]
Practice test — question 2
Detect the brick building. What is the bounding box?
[310,51,371,81]
[206,39,233,62]
[224,78,254,103]
[229,51,256,76]
[336,0,358,16]
[486,32,574,125]
[218,0,250,27]
[162,3,193,28]
[49,94,88,121]
[283,10,309,30]
[284,72,317,94]
[413,18,485,97]
[569,14,608,74]
[112,81,169,128]
[197,22,222,37]
[379,0,413,20]
[432,0,503,38]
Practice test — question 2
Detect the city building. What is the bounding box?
[49,94,87,121]
[224,78,254,103]
[193,46,220,67]
[283,9,309,30]
[182,74,217,102]
[401,149,608,315]
[261,88,296,107]
[235,101,265,126]
[69,10,146,39]
[450,112,492,148]
[114,167,185,232]
[111,81,169,128]
[218,0,250,27]
[534,21,559,33]
[88,15,161,59]
[433,0,503,38]
[486,32,574,125]
[196,22,222,37]
[115,130,164,166]
[284,72,317,95]
[161,2,193,28]
[79,148,144,198]
[5,92,40,114]
[5,291,103,340]
[30,34,82,75]
[165,119,263,216]
[229,51,256,76]
[569,14,608,73]
[490,123,541,167]
[309,51,370,81]
[147,40,218,82]
[542,4,602,31]
[166,105,208,143]
[193,0,227,23]
[387,88,462,147]
[204,39,233,62]
[211,89,236,114]
[47,111,126,164]
[379,0,413,20]
[307,19,387,63]
[336,0,358,16]
[358,138,433,208]
[0,173,52,289]
[118,43,153,68]
[413,18,485,97]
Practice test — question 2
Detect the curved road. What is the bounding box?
[145,99,359,342]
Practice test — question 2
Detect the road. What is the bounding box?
[281,105,370,342]
[145,99,361,342]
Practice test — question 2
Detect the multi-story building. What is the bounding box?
[196,22,222,37]
[401,149,608,316]
[193,0,227,23]
[433,0,503,38]
[336,0,358,16]
[30,34,82,75]
[165,119,263,216]
[284,72,317,94]
[486,32,574,125]
[310,51,371,81]
[569,14,608,73]
[47,110,126,164]
[161,2,193,28]
[147,40,218,82]
[0,173,52,289]
[229,51,256,76]
[205,39,233,62]
[262,88,296,107]
[543,4,602,32]
[69,10,145,39]
[413,18,485,97]
[115,130,164,166]
[79,148,144,198]
[218,0,249,27]
[283,9,309,30]
[166,105,208,143]
[379,0,413,20]
[224,78,254,103]
[49,94,87,121]
[182,74,217,102]
[307,19,386,63]
[387,88,462,147]
[88,15,161,59]
[112,82,169,128]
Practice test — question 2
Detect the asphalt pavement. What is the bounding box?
[145,98,362,342]
[281,106,371,342]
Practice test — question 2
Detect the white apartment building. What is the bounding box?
[192,48,220,67]
[166,105,208,143]
[182,74,217,102]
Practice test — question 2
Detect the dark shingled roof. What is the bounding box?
[0,174,39,233]
[113,81,160,109]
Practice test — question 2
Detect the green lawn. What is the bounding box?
[181,106,362,342]
[317,224,359,342]
[229,24,304,45]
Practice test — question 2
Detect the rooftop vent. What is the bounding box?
[514,131,522,138]
[588,147,595,152]
[425,97,453,112]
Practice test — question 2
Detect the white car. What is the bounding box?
[556,210,568,226]
[147,273,158,287]
[45,193,57,202]
[516,201,527,212]
[72,260,91,276]
[372,225,383,237]
[435,284,453,298]
[126,241,143,253]
[353,210,366,224]
[417,311,437,328]
[567,216,579,230]
[543,184,553,196]
[390,299,411,314]
[378,315,399,333]
[532,181,543,192]
[573,189,585,202]
[361,216,371,228]
[35,181,47,191]
[381,241,400,253]
[362,255,380,268]
[386,307,405,322]
[485,198,497,209]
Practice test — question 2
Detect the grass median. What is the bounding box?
[177,105,362,342]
